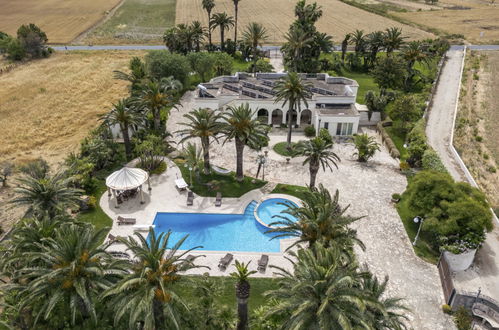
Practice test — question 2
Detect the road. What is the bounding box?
[426,48,466,181]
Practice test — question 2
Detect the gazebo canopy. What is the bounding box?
[106,167,149,191]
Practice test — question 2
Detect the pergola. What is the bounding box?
[105,167,150,208]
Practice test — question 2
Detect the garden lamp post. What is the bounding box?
[256,152,268,180]
[412,216,424,246]
[186,165,193,188]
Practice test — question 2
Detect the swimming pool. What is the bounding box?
[151,199,297,252]
[256,198,297,228]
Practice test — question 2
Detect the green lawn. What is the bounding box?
[271,183,308,201]
[175,160,266,197]
[395,195,440,264]
[338,69,380,104]
[178,276,278,313]
[87,0,176,44]
[76,180,113,234]
[385,126,409,160]
[272,142,300,157]
[232,58,249,73]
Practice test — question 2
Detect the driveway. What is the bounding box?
[426,48,466,181]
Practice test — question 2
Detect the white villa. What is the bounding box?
[195,72,379,136]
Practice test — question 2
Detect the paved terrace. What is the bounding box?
[100,158,297,278]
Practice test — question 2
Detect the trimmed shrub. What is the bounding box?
[453,306,472,330]
[441,304,452,315]
[407,118,428,167]
[304,125,316,137]
[319,128,333,144]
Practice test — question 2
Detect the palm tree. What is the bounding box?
[202,0,215,49]
[242,22,269,74]
[401,40,428,90]
[191,21,206,52]
[104,228,204,329]
[232,0,242,42]
[384,27,406,55]
[366,30,385,67]
[221,104,269,181]
[7,223,126,327]
[267,184,364,253]
[10,171,82,218]
[350,29,366,55]
[341,33,351,62]
[360,274,410,330]
[282,27,313,72]
[136,77,182,133]
[113,56,147,94]
[210,12,235,51]
[100,98,143,161]
[177,108,223,174]
[353,133,380,162]
[265,243,377,329]
[230,260,257,330]
[295,137,340,188]
[273,72,312,149]
[180,142,203,184]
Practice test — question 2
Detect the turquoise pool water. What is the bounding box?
[151,199,297,252]
[256,198,297,227]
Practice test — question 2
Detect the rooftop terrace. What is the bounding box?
[197,72,359,100]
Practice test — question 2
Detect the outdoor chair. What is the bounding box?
[218,253,233,271]
[117,216,136,225]
[258,254,269,272]
[109,251,130,259]
[215,192,222,207]
[187,191,194,206]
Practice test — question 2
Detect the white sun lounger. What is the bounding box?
[132,225,155,232]
[175,178,188,190]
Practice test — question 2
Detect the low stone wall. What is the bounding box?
[376,121,400,159]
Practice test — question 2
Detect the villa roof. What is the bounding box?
[318,104,359,117]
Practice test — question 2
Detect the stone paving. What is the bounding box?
[100,91,455,329]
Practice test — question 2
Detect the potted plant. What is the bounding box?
[391,193,401,203]
[440,233,484,272]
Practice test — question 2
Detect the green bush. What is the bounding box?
[422,148,447,173]
[212,52,233,76]
[453,306,472,330]
[319,128,333,144]
[405,171,493,251]
[304,125,316,137]
[87,196,97,210]
[145,51,191,85]
[392,193,401,200]
[441,304,452,315]
[407,118,428,167]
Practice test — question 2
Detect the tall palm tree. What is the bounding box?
[282,26,313,72]
[231,260,257,330]
[295,137,340,188]
[232,0,242,42]
[366,30,385,67]
[10,171,82,218]
[384,27,406,55]
[202,0,215,49]
[6,223,126,327]
[341,33,351,62]
[265,243,377,329]
[113,56,147,95]
[350,29,366,56]
[104,228,204,329]
[177,108,223,174]
[100,98,143,161]
[191,21,206,52]
[210,13,235,51]
[360,274,410,330]
[242,22,269,74]
[267,184,364,253]
[401,40,428,90]
[221,104,269,181]
[136,77,182,133]
[273,72,312,149]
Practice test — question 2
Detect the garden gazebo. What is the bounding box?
[105,167,150,208]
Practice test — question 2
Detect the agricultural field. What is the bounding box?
[454,51,499,208]
[175,0,433,44]
[0,0,121,44]
[0,51,144,166]
[84,0,177,44]
[388,0,499,43]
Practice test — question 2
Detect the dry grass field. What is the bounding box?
[0,0,122,44]
[392,0,499,43]
[454,51,499,207]
[175,0,433,44]
[0,51,144,166]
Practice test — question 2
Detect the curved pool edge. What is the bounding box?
[253,194,302,229]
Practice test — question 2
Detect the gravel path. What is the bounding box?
[426,49,466,181]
